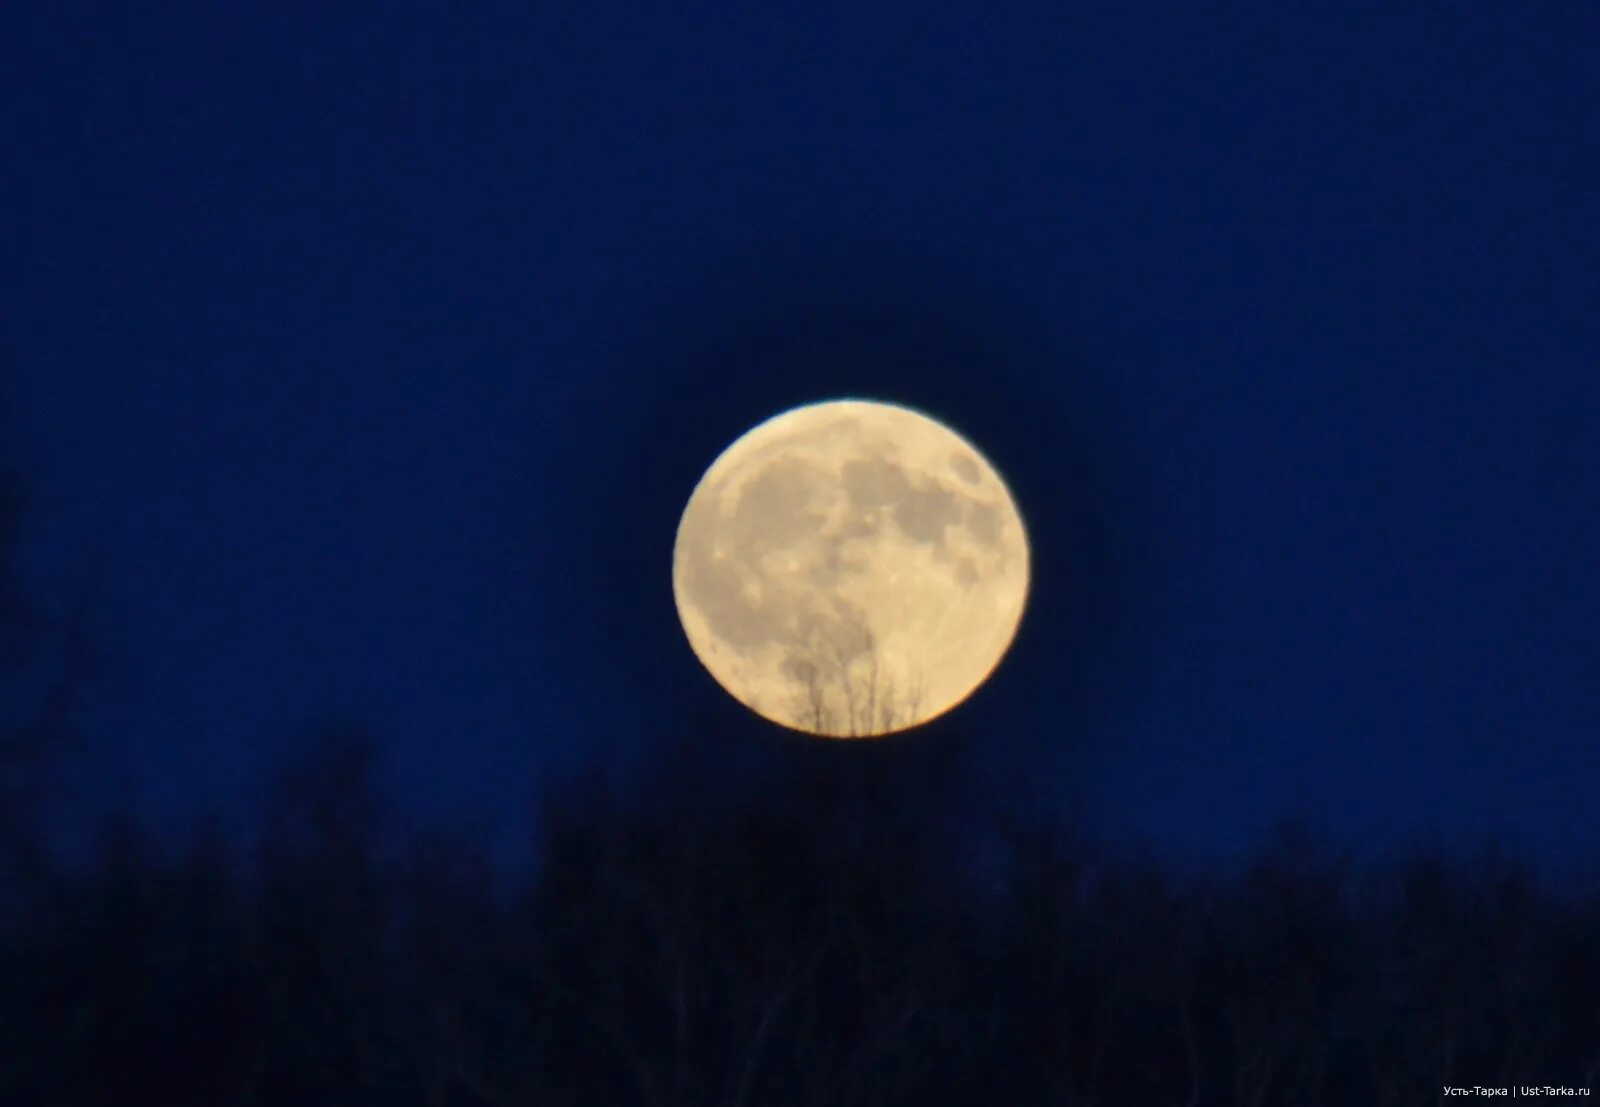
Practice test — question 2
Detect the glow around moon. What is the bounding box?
[672,399,1029,738]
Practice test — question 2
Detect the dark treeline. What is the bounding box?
[0,723,1597,1107]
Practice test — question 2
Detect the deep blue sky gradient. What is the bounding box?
[7,4,1598,875]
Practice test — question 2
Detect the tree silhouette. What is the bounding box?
[785,622,927,738]
[2,640,1599,1104]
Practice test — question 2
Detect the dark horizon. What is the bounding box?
[5,712,1600,1104]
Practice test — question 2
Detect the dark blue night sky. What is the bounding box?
[8,5,1598,878]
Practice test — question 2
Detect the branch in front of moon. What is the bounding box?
[780,618,927,738]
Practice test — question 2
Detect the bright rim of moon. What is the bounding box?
[672,399,1029,738]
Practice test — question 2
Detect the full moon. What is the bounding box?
[672,399,1030,737]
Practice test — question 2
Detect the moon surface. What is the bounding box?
[672,399,1029,737]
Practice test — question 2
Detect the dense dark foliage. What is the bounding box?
[0,724,1596,1107]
